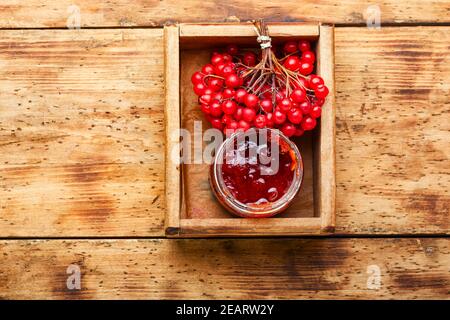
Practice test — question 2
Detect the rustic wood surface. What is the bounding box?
[0,27,448,237]
[0,0,449,28]
[0,238,448,299]
[0,1,449,299]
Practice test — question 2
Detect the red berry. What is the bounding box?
[243,52,257,66]
[299,61,313,75]
[244,94,259,109]
[226,120,239,134]
[222,88,235,99]
[298,40,311,52]
[254,114,267,128]
[221,114,234,125]
[202,64,215,74]
[310,105,322,118]
[275,90,286,103]
[277,98,292,113]
[203,88,214,96]
[226,44,239,56]
[302,51,315,64]
[222,64,235,77]
[193,83,207,96]
[214,63,226,76]
[210,118,223,130]
[260,99,273,113]
[283,41,298,54]
[242,108,256,122]
[201,104,210,114]
[191,71,204,85]
[235,88,248,103]
[221,100,237,115]
[222,53,233,63]
[309,75,324,89]
[210,102,223,117]
[290,88,306,103]
[281,123,296,137]
[265,112,275,127]
[208,78,224,92]
[225,74,240,88]
[315,84,329,99]
[298,101,312,115]
[213,92,223,101]
[284,56,301,71]
[287,108,303,124]
[294,77,310,89]
[301,116,316,131]
[238,120,250,131]
[211,54,224,66]
[199,94,213,105]
[294,127,304,137]
[234,107,244,121]
[274,109,287,124]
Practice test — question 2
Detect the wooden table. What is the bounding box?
[0,1,448,299]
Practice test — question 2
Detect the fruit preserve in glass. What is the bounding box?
[210,128,303,218]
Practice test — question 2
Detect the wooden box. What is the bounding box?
[164,23,335,237]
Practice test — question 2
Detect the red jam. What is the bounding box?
[220,133,297,205]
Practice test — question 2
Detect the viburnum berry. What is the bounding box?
[201,104,210,114]
[254,114,267,128]
[222,88,235,99]
[221,100,237,115]
[234,107,244,121]
[222,53,232,63]
[225,74,240,88]
[299,61,313,75]
[193,82,207,96]
[214,63,226,76]
[202,64,215,75]
[226,44,239,56]
[287,108,303,124]
[260,99,273,113]
[290,88,306,103]
[309,75,324,89]
[265,112,275,127]
[294,77,310,89]
[277,98,292,113]
[213,91,223,101]
[211,54,224,66]
[243,51,257,66]
[222,64,235,77]
[315,84,329,99]
[191,71,204,85]
[301,116,316,131]
[294,127,304,137]
[298,101,312,115]
[283,41,298,54]
[234,89,247,103]
[208,78,224,92]
[302,51,315,64]
[221,114,234,125]
[209,101,223,117]
[298,40,311,52]
[242,108,256,122]
[281,123,296,137]
[273,109,287,124]
[199,94,213,105]
[310,105,322,118]
[226,120,239,132]
[238,120,251,131]
[244,94,259,109]
[210,118,223,130]
[284,56,301,71]
[203,88,214,96]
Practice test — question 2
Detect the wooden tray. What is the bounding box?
[164,23,336,237]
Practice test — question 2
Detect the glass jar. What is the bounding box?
[209,128,304,218]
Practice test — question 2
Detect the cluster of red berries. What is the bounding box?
[191,40,329,138]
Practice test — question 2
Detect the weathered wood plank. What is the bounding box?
[334,27,450,234]
[0,0,449,28]
[0,239,448,299]
[0,29,165,236]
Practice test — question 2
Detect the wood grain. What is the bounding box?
[334,27,450,234]
[0,238,448,299]
[0,29,165,236]
[0,0,449,28]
